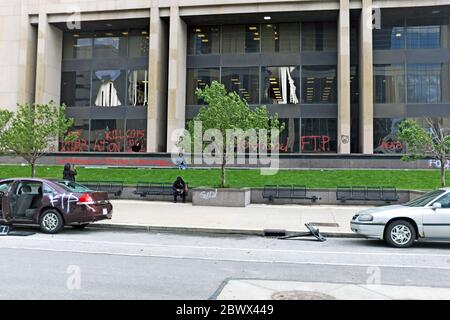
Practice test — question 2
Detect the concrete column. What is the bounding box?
[35,13,63,105]
[359,0,374,154]
[18,9,37,105]
[0,2,36,111]
[166,6,187,153]
[337,0,351,154]
[147,6,168,152]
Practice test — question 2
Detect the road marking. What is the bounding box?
[3,236,450,258]
[1,245,450,271]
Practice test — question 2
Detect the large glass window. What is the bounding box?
[302,66,337,104]
[186,68,220,105]
[222,24,260,54]
[90,119,125,152]
[261,23,300,53]
[406,25,441,49]
[278,118,300,153]
[60,119,90,152]
[63,33,93,59]
[93,32,127,58]
[373,64,405,103]
[222,67,260,104]
[373,19,406,50]
[128,69,148,106]
[188,26,220,55]
[407,64,443,103]
[373,118,405,154]
[405,17,449,49]
[125,119,147,152]
[92,70,126,107]
[129,30,149,57]
[302,22,337,51]
[61,71,91,107]
[301,118,337,153]
[261,66,300,105]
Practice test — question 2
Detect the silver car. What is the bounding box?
[351,189,450,248]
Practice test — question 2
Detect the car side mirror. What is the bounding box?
[432,202,442,210]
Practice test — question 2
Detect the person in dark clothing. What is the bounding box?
[131,141,143,152]
[63,163,77,182]
[173,176,187,203]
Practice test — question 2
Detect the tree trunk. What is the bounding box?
[441,158,446,188]
[221,152,226,188]
[31,161,36,178]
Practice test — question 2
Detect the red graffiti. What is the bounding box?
[93,129,147,153]
[56,157,172,167]
[60,131,89,152]
[301,135,330,152]
[378,138,403,152]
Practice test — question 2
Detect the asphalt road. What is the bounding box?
[0,227,450,299]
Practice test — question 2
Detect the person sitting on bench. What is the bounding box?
[173,176,187,203]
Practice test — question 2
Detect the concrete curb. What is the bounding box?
[89,223,362,238]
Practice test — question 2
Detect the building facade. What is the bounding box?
[1,0,450,155]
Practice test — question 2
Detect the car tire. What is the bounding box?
[384,220,416,248]
[72,224,89,230]
[39,210,64,234]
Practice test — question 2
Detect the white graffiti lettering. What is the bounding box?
[48,193,80,213]
[199,190,218,200]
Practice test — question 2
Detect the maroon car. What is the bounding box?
[0,178,113,234]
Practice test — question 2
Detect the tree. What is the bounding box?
[0,110,13,152]
[180,81,284,188]
[398,118,450,187]
[0,102,76,177]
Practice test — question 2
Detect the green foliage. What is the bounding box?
[0,102,76,176]
[180,81,284,187]
[398,118,450,187]
[398,118,450,161]
[0,109,13,152]
[0,165,446,191]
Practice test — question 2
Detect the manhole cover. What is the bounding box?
[272,290,336,300]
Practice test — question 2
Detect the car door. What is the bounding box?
[423,192,450,239]
[0,180,16,222]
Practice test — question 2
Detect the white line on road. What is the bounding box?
[1,245,450,271]
[3,236,450,258]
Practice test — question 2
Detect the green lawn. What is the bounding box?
[0,164,445,190]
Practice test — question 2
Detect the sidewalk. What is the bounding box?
[94,200,371,237]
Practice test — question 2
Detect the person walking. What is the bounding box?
[173,176,187,203]
[63,163,77,182]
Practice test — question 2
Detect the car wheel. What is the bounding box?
[39,210,64,234]
[72,224,89,230]
[384,220,416,248]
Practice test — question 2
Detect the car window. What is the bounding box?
[16,182,42,195]
[433,193,450,208]
[404,190,446,207]
[42,184,55,194]
[56,181,92,193]
[0,181,13,193]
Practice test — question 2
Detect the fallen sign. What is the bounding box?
[279,223,327,242]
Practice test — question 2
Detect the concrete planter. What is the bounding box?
[192,188,251,207]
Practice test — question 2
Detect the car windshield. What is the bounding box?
[56,181,92,193]
[404,190,445,207]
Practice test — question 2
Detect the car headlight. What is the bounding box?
[358,214,374,222]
